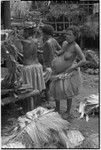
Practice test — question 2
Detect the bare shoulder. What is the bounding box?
[74,43,81,49]
[74,43,86,60]
[74,42,82,52]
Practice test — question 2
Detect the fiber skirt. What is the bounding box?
[22,63,46,92]
[49,68,82,100]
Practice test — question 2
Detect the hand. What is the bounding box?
[46,67,52,73]
[57,74,64,79]
[51,74,64,80]
[66,67,75,74]
[44,67,52,82]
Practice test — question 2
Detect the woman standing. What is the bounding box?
[50,26,86,117]
[40,25,61,104]
[20,39,45,109]
[21,39,45,92]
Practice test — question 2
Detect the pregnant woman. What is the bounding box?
[50,26,86,117]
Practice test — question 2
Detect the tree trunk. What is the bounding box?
[2,1,11,29]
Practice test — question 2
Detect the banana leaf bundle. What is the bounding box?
[1,29,24,90]
[2,107,84,148]
[1,42,23,90]
[78,94,99,121]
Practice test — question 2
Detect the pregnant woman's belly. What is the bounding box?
[52,55,72,74]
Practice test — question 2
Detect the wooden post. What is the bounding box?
[2,1,11,29]
[63,15,65,30]
[55,18,57,32]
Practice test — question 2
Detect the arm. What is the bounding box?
[67,44,86,74]
[56,41,68,56]
[74,44,86,68]
[54,39,62,55]
[43,42,52,70]
[56,48,64,56]
[55,40,61,51]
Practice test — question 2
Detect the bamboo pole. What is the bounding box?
[2,1,11,29]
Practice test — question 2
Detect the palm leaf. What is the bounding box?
[2,107,69,148]
[10,0,31,18]
[78,94,99,120]
[2,142,25,148]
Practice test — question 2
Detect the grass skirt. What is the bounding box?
[22,63,45,92]
[50,68,82,100]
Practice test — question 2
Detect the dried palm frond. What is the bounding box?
[1,40,23,89]
[2,142,25,148]
[78,94,99,121]
[2,107,70,148]
[2,107,85,148]
[66,130,85,148]
[77,133,99,148]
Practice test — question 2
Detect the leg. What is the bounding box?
[27,97,34,111]
[66,98,72,115]
[35,94,42,107]
[55,100,60,113]
[45,88,49,103]
[28,95,37,111]
[45,80,51,103]
[62,98,74,121]
[30,97,35,110]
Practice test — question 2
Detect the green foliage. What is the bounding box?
[80,23,98,38]
[10,1,43,24]
[10,0,32,19]
[10,0,98,38]
[47,4,78,19]
[45,3,88,24]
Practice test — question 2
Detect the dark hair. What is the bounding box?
[66,25,80,39]
[40,24,54,36]
[23,28,34,39]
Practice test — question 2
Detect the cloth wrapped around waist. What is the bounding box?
[49,67,82,100]
[21,63,45,92]
[43,67,80,81]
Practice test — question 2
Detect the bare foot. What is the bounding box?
[55,108,60,114]
[62,111,70,116]
[62,112,75,122]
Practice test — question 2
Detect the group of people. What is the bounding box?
[21,24,86,118]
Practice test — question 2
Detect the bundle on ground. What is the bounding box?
[2,107,84,148]
[78,94,99,121]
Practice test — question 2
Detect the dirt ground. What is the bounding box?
[1,72,99,148]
